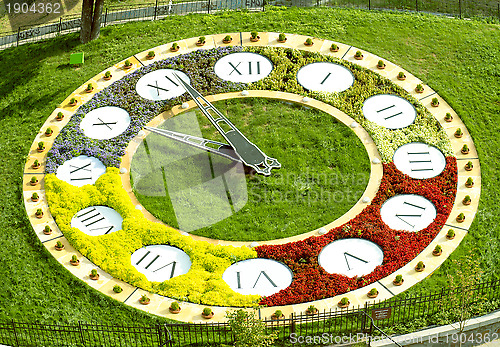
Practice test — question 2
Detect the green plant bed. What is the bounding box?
[132,98,370,241]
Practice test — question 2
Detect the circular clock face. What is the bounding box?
[25,32,480,322]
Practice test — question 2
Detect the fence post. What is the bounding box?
[11,320,20,347]
[290,313,295,334]
[16,27,20,47]
[154,0,158,20]
[369,0,371,10]
[78,321,86,345]
[415,0,418,12]
[498,3,499,21]
[459,0,462,18]
[104,8,108,26]
[207,0,211,14]
[58,17,62,34]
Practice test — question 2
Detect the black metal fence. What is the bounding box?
[0,0,499,50]
[1,279,499,347]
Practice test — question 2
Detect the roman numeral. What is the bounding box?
[147,75,181,96]
[320,72,331,85]
[407,151,433,172]
[395,201,426,228]
[376,104,403,120]
[343,252,368,271]
[229,61,261,75]
[135,250,177,278]
[92,117,117,130]
[76,207,114,233]
[69,163,92,182]
[253,271,277,288]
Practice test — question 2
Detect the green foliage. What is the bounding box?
[466,177,473,185]
[31,192,38,199]
[71,255,78,262]
[202,307,212,316]
[226,309,277,347]
[395,274,403,283]
[355,50,362,57]
[305,38,313,45]
[44,225,51,233]
[279,33,286,41]
[398,71,405,78]
[147,50,155,57]
[91,269,98,276]
[250,31,258,38]
[171,42,179,49]
[369,288,378,295]
[170,301,180,310]
[340,297,349,305]
[331,43,338,50]
[455,128,463,135]
[447,229,455,238]
[462,144,469,151]
[55,241,63,248]
[30,176,37,183]
[198,36,205,43]
[223,35,232,41]
[124,59,131,66]
[104,71,111,78]
[377,59,384,67]
[45,127,52,134]
[416,261,425,269]
[35,208,43,215]
[113,285,123,293]
[273,309,283,317]
[37,141,44,149]
[86,83,93,90]
[434,245,442,253]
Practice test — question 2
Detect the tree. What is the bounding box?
[226,309,277,347]
[80,0,105,44]
[446,251,484,346]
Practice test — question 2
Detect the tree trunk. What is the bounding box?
[80,0,94,44]
[90,0,105,41]
[80,0,104,44]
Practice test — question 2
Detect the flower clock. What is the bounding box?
[23,32,480,322]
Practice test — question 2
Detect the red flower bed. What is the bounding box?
[257,157,457,306]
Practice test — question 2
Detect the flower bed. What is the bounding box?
[257,158,457,306]
[44,46,457,307]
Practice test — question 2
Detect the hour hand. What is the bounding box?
[174,74,281,176]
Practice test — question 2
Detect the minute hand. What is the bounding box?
[175,75,281,176]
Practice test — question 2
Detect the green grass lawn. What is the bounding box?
[0,6,499,326]
[132,98,369,241]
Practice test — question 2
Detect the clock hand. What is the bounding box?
[173,74,281,176]
[144,126,241,163]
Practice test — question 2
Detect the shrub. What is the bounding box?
[71,255,78,262]
[198,36,206,43]
[56,241,63,248]
[378,60,384,67]
[56,111,64,119]
[86,83,93,90]
[431,97,439,105]
[398,71,405,78]
[466,177,474,186]
[463,195,471,203]
[104,71,111,78]
[223,35,231,42]
[447,229,455,238]
[70,97,76,104]
[171,42,179,49]
[462,144,469,152]
[457,212,465,219]
[37,141,44,149]
[45,127,52,134]
[30,176,38,183]
[279,33,286,41]
[455,128,463,136]
[203,307,212,316]
[445,112,452,120]
[33,159,39,166]
[307,305,317,312]
[31,192,39,199]
[340,297,349,305]
[355,50,362,57]
[35,208,43,215]
[140,294,149,302]
[91,269,98,276]
[44,225,51,233]
[466,161,473,169]
[124,59,131,67]
[170,301,180,310]
[395,274,403,283]
[250,31,258,39]
[434,245,442,253]
[274,309,283,317]
[331,43,338,50]
[369,288,378,295]
[147,51,155,57]
[305,38,313,45]
[416,261,425,269]
[226,309,277,347]
[415,84,424,91]
[113,285,123,293]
